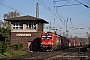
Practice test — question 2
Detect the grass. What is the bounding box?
[0,50,28,58]
[86,57,90,60]
[11,50,28,56]
[0,53,6,58]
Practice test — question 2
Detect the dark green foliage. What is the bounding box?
[0,42,8,54]
[0,28,11,42]
[12,43,23,50]
[0,28,11,54]
[0,50,27,58]
[0,42,3,54]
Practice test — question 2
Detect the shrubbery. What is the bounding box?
[0,27,27,58]
[0,28,11,54]
[0,42,8,54]
[12,43,23,50]
[0,50,28,58]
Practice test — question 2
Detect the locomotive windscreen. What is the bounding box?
[42,36,52,40]
[42,33,52,40]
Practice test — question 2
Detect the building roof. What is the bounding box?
[4,16,48,23]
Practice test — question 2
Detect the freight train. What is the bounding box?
[40,32,76,51]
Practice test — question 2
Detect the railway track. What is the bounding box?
[46,47,89,60]
[6,46,89,60]
[14,51,63,60]
[45,48,79,60]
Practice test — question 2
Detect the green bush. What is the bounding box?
[0,42,8,54]
[12,43,23,50]
[0,50,27,58]
[0,28,11,54]
[0,53,6,58]
[0,52,12,58]
[86,57,90,60]
[3,52,12,58]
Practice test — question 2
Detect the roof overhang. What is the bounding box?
[4,16,49,24]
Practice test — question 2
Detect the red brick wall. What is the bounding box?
[11,32,42,49]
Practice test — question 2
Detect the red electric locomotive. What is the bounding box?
[41,32,69,51]
[41,32,61,51]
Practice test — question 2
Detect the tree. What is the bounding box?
[3,11,20,29]
[0,28,11,43]
[4,11,20,19]
[0,20,4,28]
[4,21,11,29]
[0,28,11,54]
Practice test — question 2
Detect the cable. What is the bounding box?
[54,3,74,29]
[75,0,90,8]
[55,4,81,7]
[60,0,70,7]
[53,0,74,34]
[38,0,67,32]
[54,0,81,8]
[54,0,68,2]
[53,0,66,26]
[53,0,78,30]
[0,2,25,15]
[38,0,64,23]
[41,0,56,14]
[71,9,90,18]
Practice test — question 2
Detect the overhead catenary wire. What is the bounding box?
[53,0,74,30]
[54,0,90,30]
[41,0,70,28]
[55,4,81,7]
[75,0,90,8]
[38,0,64,23]
[53,0,81,38]
[54,0,75,25]
[54,0,69,27]
[54,0,68,2]
[53,1,66,26]
[38,0,67,33]
[0,1,25,15]
[53,2,71,37]
[59,0,71,7]
[53,0,69,32]
[54,0,81,8]
[53,1,66,21]
[71,9,90,18]
[40,0,64,29]
[53,0,66,27]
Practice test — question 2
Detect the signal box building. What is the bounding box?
[4,16,48,50]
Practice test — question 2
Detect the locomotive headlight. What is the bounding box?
[48,42,53,45]
[41,42,45,44]
[52,42,54,45]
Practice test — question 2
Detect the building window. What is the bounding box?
[13,23,23,29]
[26,22,36,29]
